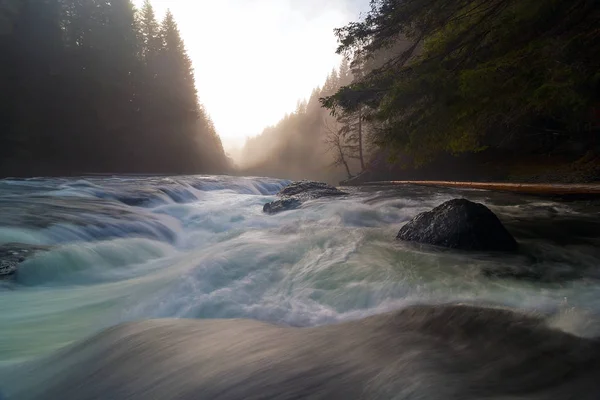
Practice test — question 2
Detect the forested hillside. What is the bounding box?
[238,36,416,184]
[323,0,599,182]
[0,0,228,176]
[238,59,363,184]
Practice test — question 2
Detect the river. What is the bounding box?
[1,175,599,398]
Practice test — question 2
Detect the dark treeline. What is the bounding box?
[322,0,600,182]
[0,0,229,177]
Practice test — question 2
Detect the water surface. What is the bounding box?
[1,175,600,365]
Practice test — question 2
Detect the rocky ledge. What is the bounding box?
[0,243,50,278]
[264,181,347,214]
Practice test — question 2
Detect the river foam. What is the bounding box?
[1,175,600,398]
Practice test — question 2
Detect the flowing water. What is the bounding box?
[1,175,600,399]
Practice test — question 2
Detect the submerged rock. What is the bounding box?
[397,198,518,252]
[263,181,347,214]
[481,263,582,282]
[0,243,50,278]
[277,181,347,199]
[263,198,302,214]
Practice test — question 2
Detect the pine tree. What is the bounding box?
[159,10,198,120]
[137,0,162,132]
[0,0,22,161]
[0,0,229,175]
[99,0,142,166]
[9,0,64,165]
[295,99,308,114]
[323,0,600,165]
[321,68,339,96]
[139,0,161,63]
[87,0,140,118]
[105,0,140,69]
[338,57,352,86]
[332,54,366,172]
[155,9,229,172]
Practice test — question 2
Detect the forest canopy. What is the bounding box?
[0,0,229,176]
[322,0,600,166]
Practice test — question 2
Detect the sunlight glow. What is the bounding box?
[133,0,367,152]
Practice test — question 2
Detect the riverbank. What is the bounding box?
[341,150,600,188]
[359,181,600,197]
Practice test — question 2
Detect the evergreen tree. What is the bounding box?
[338,57,352,86]
[139,0,161,63]
[8,0,64,167]
[336,109,365,171]
[137,0,162,134]
[322,69,339,96]
[322,0,600,165]
[0,0,21,160]
[326,55,366,172]
[159,10,198,121]
[0,0,229,176]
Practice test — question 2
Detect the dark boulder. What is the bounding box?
[0,243,50,278]
[397,198,518,252]
[264,181,347,214]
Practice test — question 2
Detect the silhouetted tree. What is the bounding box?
[0,0,228,176]
[324,118,353,179]
[139,0,161,63]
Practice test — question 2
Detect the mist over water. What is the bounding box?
[1,175,600,398]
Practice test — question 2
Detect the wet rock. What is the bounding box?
[263,198,302,214]
[339,171,370,186]
[264,181,347,215]
[397,198,518,252]
[0,243,50,278]
[278,181,347,199]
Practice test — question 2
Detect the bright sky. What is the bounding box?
[134,0,368,153]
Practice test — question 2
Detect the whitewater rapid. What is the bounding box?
[1,175,600,398]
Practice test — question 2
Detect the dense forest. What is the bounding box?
[241,0,599,184]
[321,0,600,183]
[2,0,598,182]
[0,0,229,177]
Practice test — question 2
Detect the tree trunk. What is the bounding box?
[335,137,352,179]
[358,105,365,171]
[341,150,352,179]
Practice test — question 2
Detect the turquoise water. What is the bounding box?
[1,175,600,366]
